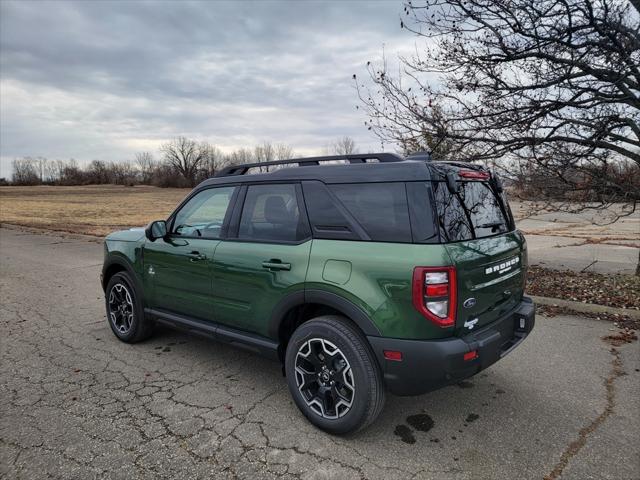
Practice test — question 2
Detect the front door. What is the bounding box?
[143,185,238,321]
[212,183,311,337]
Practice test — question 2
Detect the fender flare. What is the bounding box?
[267,289,381,339]
[102,255,144,299]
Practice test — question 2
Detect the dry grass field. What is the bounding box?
[0,185,190,237]
[1,185,638,246]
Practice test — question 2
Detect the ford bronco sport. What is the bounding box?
[101,152,535,434]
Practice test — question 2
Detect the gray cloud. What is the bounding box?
[0,0,414,176]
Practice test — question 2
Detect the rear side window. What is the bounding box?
[432,180,510,242]
[238,184,309,242]
[302,181,362,241]
[330,183,412,243]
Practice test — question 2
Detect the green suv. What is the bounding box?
[101,153,535,434]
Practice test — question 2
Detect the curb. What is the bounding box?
[531,295,640,319]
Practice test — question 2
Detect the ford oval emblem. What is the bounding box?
[463,298,476,309]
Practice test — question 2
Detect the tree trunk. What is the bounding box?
[636,249,640,277]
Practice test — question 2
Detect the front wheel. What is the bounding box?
[284,316,385,434]
[105,272,153,343]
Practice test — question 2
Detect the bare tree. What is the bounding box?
[273,143,295,161]
[252,142,295,162]
[199,143,225,179]
[57,159,84,185]
[110,161,137,185]
[32,157,48,183]
[87,160,111,184]
[226,148,255,166]
[160,137,207,187]
[11,158,39,185]
[331,136,358,155]
[135,152,156,184]
[44,159,61,183]
[252,142,273,164]
[356,0,640,217]
[251,142,295,172]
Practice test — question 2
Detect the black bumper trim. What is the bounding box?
[367,296,535,396]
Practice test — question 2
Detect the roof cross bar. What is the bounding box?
[215,153,404,177]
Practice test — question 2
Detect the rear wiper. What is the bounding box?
[477,222,505,231]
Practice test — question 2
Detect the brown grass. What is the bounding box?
[0,185,190,237]
[2,185,638,245]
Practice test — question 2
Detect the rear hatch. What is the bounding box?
[430,170,527,334]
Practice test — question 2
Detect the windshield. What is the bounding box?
[432,180,512,242]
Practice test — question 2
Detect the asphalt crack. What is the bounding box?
[3,228,638,479]
[543,346,625,480]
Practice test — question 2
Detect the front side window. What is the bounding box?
[238,184,308,242]
[172,186,236,238]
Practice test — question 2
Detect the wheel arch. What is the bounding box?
[269,289,381,362]
[102,255,144,298]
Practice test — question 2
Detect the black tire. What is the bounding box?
[105,271,153,343]
[284,315,385,435]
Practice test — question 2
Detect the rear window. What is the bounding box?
[432,180,511,242]
[330,182,412,243]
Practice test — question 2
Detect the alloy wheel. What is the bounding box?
[294,338,355,419]
[108,283,134,335]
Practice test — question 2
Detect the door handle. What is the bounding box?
[187,251,207,262]
[262,260,291,271]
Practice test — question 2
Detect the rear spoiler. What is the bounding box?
[444,169,504,195]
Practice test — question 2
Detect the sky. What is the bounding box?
[0,0,418,177]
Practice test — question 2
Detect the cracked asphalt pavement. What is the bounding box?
[1,228,638,479]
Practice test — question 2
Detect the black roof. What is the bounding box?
[201,161,431,187]
[197,152,484,188]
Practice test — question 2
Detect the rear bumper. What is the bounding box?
[367,296,535,396]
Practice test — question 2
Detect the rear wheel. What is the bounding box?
[105,272,153,343]
[285,316,385,434]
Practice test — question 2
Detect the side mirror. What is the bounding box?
[145,220,167,241]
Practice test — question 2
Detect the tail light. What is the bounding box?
[458,170,489,180]
[412,266,457,328]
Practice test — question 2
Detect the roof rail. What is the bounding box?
[215,153,404,177]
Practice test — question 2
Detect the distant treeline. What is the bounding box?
[8,138,298,188]
[6,136,362,188]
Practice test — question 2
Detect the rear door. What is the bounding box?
[431,180,526,333]
[212,183,311,337]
